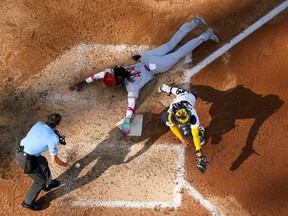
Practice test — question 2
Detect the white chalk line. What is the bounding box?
[80,43,150,53]
[184,0,288,83]
[71,200,174,209]
[76,43,86,72]
[172,144,185,208]
[66,3,288,213]
[67,143,221,215]
[182,180,224,216]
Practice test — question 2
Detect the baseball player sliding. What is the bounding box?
[158,84,209,173]
[70,16,219,135]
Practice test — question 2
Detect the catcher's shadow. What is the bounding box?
[191,84,283,171]
[37,108,169,209]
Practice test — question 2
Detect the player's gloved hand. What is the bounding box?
[69,80,88,92]
[132,55,141,61]
[121,117,131,135]
[196,155,209,174]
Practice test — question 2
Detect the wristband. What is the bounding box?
[90,75,97,82]
[127,107,134,112]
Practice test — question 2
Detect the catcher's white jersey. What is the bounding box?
[168,92,200,128]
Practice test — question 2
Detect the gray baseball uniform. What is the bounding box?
[140,19,207,73]
[125,19,208,98]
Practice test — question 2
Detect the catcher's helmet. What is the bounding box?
[172,102,191,124]
[104,72,116,87]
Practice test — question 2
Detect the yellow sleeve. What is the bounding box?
[169,125,184,141]
[167,112,183,141]
[191,127,201,151]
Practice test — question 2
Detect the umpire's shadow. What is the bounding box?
[38,108,169,209]
[191,84,283,171]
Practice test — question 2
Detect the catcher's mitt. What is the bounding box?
[196,155,209,173]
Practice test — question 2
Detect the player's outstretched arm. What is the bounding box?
[192,128,209,173]
[51,155,72,170]
[121,97,136,135]
[69,71,105,91]
[191,127,202,152]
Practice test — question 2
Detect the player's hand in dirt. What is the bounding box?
[69,84,77,91]
[69,80,88,92]
[132,54,141,61]
[65,162,73,170]
[181,139,190,148]
[196,155,209,173]
[122,117,131,135]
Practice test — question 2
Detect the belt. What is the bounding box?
[23,151,38,158]
[144,65,150,71]
[16,146,37,157]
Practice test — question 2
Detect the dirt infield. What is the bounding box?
[1,0,288,215]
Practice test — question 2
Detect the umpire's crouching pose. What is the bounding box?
[16,113,72,211]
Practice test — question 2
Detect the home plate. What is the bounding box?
[116,114,143,136]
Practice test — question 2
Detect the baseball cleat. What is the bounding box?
[204,28,219,43]
[194,16,207,26]
[157,84,171,93]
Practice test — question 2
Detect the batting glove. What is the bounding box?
[69,80,88,92]
[132,55,141,61]
[122,117,131,135]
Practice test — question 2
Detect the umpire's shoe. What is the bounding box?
[22,201,41,211]
[43,179,60,192]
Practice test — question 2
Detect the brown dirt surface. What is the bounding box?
[1,0,288,215]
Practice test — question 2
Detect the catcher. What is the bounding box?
[70,16,219,136]
[158,84,209,173]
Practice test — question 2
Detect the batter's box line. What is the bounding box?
[70,200,176,209]
[62,143,222,215]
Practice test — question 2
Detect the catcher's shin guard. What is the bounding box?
[158,84,190,96]
[179,124,192,138]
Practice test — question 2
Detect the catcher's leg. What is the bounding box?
[158,84,189,96]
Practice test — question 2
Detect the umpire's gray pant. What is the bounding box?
[16,151,52,204]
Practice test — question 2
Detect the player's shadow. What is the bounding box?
[37,108,169,209]
[191,84,283,171]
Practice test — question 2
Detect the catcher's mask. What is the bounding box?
[172,103,191,124]
[104,72,117,87]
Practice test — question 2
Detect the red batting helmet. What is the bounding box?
[104,72,116,87]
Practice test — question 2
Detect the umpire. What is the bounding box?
[16,113,72,211]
